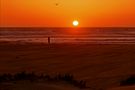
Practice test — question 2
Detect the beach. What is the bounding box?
[1,42,135,89]
[1,0,135,89]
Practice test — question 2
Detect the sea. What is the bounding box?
[0,27,135,44]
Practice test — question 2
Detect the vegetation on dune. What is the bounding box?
[0,72,87,89]
[120,75,135,86]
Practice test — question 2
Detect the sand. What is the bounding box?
[1,41,135,90]
[0,81,82,90]
[108,86,135,90]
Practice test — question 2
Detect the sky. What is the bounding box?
[0,0,135,27]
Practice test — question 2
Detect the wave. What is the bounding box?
[0,27,135,44]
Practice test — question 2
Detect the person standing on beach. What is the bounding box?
[48,37,51,44]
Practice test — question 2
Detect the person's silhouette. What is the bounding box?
[48,37,51,44]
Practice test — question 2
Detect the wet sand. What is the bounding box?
[1,41,135,90]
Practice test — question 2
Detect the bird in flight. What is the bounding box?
[55,3,59,6]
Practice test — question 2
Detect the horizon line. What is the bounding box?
[1,26,135,28]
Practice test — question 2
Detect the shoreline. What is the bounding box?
[1,41,135,45]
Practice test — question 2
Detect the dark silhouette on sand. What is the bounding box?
[48,37,51,44]
[120,75,135,86]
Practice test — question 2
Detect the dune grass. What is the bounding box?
[0,71,87,89]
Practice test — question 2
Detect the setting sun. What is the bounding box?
[73,20,79,27]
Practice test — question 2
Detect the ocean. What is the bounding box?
[0,27,135,44]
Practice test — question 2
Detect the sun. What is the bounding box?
[73,20,79,27]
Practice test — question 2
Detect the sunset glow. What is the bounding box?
[73,20,79,27]
[0,0,135,27]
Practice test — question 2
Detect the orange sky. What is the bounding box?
[0,0,135,27]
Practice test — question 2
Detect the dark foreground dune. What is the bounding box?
[1,41,135,90]
[0,81,81,90]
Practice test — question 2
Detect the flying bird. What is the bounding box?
[55,3,59,6]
